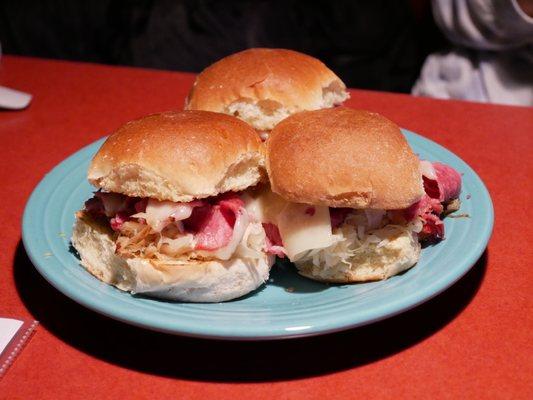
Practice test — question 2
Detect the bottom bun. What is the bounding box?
[294,228,421,283]
[71,216,273,302]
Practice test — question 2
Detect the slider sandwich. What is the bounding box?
[185,48,349,139]
[261,107,462,282]
[72,111,275,302]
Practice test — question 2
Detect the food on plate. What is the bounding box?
[71,110,276,302]
[402,160,462,241]
[184,48,349,139]
[263,107,462,283]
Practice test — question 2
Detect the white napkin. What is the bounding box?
[0,317,38,379]
[0,318,23,354]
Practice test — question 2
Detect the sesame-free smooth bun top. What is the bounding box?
[88,111,265,202]
[185,48,349,131]
[267,108,424,210]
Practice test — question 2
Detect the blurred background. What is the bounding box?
[1,0,531,105]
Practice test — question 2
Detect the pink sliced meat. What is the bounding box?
[403,194,445,241]
[217,193,245,212]
[419,213,444,240]
[423,162,462,202]
[183,205,230,250]
[434,163,462,201]
[217,193,245,227]
[84,191,248,251]
[262,223,286,258]
[404,161,462,241]
[110,212,129,231]
[404,195,443,222]
[267,246,286,258]
[422,176,441,200]
[184,194,244,251]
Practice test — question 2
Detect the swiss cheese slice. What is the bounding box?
[277,203,333,261]
[242,188,289,224]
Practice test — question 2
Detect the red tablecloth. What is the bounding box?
[0,56,531,399]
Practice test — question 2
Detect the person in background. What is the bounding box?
[0,0,440,94]
[412,0,533,106]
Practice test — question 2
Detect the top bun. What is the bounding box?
[185,48,349,131]
[88,111,265,202]
[266,108,424,210]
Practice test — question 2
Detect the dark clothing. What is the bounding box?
[0,0,445,92]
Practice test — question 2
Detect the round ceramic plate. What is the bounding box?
[22,130,493,340]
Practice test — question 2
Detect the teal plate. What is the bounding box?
[22,130,493,340]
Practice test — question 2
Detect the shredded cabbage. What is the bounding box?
[115,220,195,260]
[114,210,266,263]
[235,222,268,260]
[294,209,422,269]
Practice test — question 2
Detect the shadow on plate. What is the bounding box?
[268,258,332,293]
[13,239,487,383]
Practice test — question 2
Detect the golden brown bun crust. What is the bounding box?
[88,111,265,202]
[266,108,424,209]
[185,48,347,113]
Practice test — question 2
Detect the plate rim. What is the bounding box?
[21,130,494,340]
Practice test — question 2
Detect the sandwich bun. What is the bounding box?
[185,48,349,131]
[72,214,272,302]
[266,107,424,210]
[88,110,265,202]
[295,227,421,283]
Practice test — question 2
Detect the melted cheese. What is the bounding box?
[277,203,333,261]
[419,160,436,180]
[243,187,335,261]
[242,187,288,224]
[132,199,194,232]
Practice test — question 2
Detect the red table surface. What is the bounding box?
[0,56,531,399]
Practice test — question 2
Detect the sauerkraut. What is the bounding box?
[114,218,267,264]
[293,209,422,270]
[84,192,268,264]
